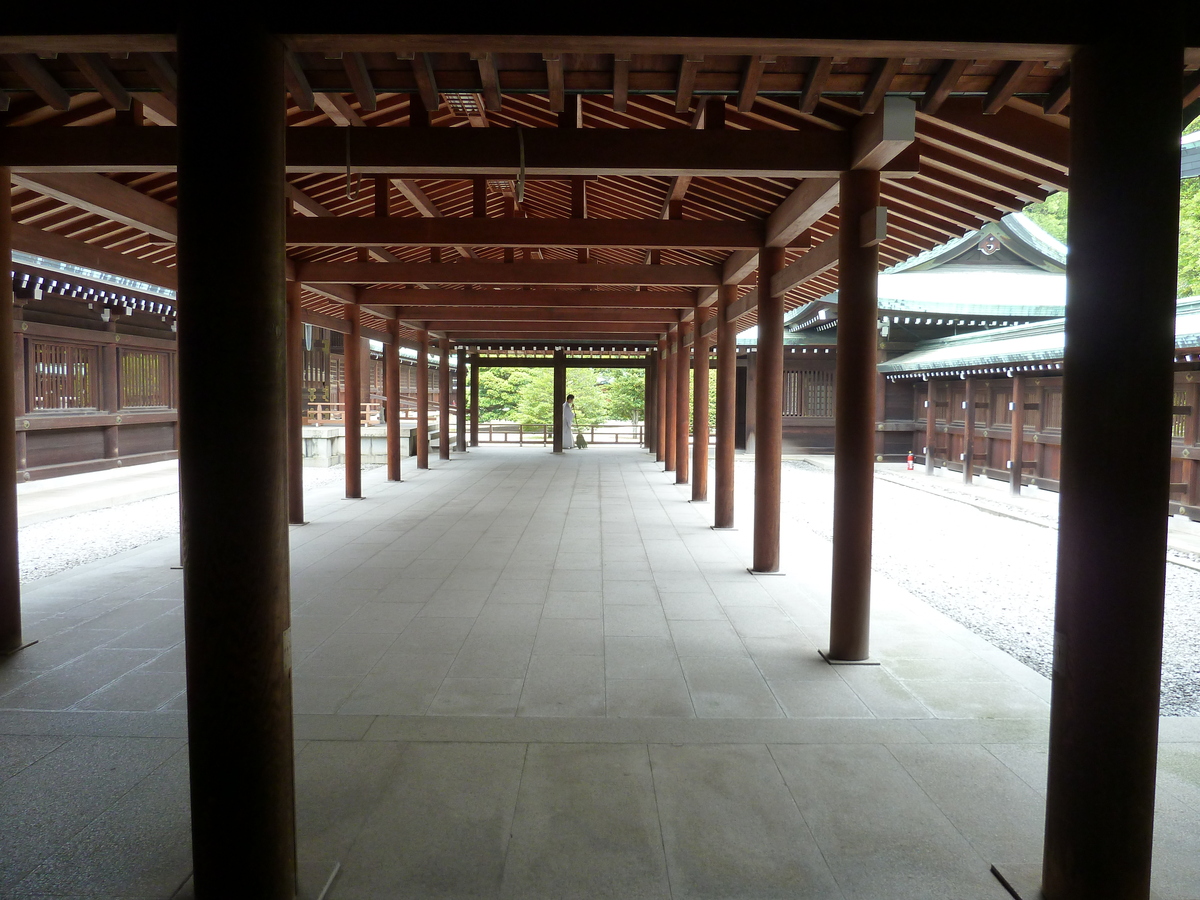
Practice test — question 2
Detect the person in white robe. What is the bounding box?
[562,394,576,450]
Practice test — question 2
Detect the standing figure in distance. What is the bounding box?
[562,393,576,451]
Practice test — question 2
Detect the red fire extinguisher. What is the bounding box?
[906,451,914,471]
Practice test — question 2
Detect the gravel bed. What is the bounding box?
[17,464,375,584]
[758,458,1200,717]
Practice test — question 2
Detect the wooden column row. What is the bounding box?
[0,166,21,654]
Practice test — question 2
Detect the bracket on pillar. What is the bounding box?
[851,96,916,170]
[859,207,887,248]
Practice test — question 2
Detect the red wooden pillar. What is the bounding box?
[416,328,429,469]
[826,169,880,660]
[644,351,656,452]
[176,23,295,897]
[924,378,938,476]
[656,338,668,463]
[675,320,692,484]
[469,354,479,447]
[455,354,467,452]
[553,348,566,453]
[714,284,736,528]
[664,334,677,471]
[344,306,362,498]
[962,376,975,485]
[286,280,305,521]
[1009,372,1024,496]
[692,310,712,501]
[752,247,786,572]
[1039,36,1182,900]
[385,319,402,481]
[0,166,23,654]
[438,337,451,461]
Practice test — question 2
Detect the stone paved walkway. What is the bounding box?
[2,444,1198,899]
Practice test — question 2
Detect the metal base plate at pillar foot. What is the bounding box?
[710,526,737,531]
[0,639,38,656]
[747,567,786,576]
[818,649,879,666]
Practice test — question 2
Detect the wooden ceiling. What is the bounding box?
[4,33,1199,352]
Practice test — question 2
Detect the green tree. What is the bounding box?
[475,367,533,422]
[1023,191,1069,244]
[599,368,645,424]
[1025,114,1200,299]
[510,367,609,426]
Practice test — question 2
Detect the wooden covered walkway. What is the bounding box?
[1,11,1198,899]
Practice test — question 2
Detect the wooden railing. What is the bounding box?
[475,423,646,445]
[304,399,455,427]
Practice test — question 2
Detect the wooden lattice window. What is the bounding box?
[1172,389,1188,440]
[783,370,834,417]
[30,340,98,410]
[1043,389,1063,430]
[992,389,1012,426]
[119,349,172,408]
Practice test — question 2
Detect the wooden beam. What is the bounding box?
[5,53,69,110]
[1044,69,1072,115]
[433,322,663,337]
[676,54,702,114]
[361,288,696,308]
[342,52,376,112]
[393,307,676,324]
[984,60,1036,115]
[471,51,502,111]
[920,58,969,115]
[285,183,399,262]
[770,236,839,296]
[738,55,774,112]
[283,52,315,111]
[11,172,177,240]
[927,97,1069,172]
[861,58,903,115]
[141,51,177,105]
[2,122,876,178]
[612,53,631,113]
[390,178,481,261]
[765,178,839,247]
[410,52,440,111]
[543,53,564,113]
[286,217,764,249]
[721,249,760,286]
[798,57,832,115]
[297,260,722,287]
[314,91,363,127]
[68,53,131,110]
[851,96,916,170]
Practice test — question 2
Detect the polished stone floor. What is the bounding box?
[2,445,1198,899]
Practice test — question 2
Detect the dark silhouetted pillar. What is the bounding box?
[470,353,479,447]
[827,168,880,660]
[176,23,295,898]
[456,354,467,452]
[752,248,785,572]
[0,167,22,653]
[1040,35,1182,900]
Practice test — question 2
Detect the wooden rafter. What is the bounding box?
[5,53,70,109]
[68,53,131,110]
[984,60,1036,115]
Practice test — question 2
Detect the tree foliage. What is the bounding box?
[1024,140,1200,299]
[599,368,646,423]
